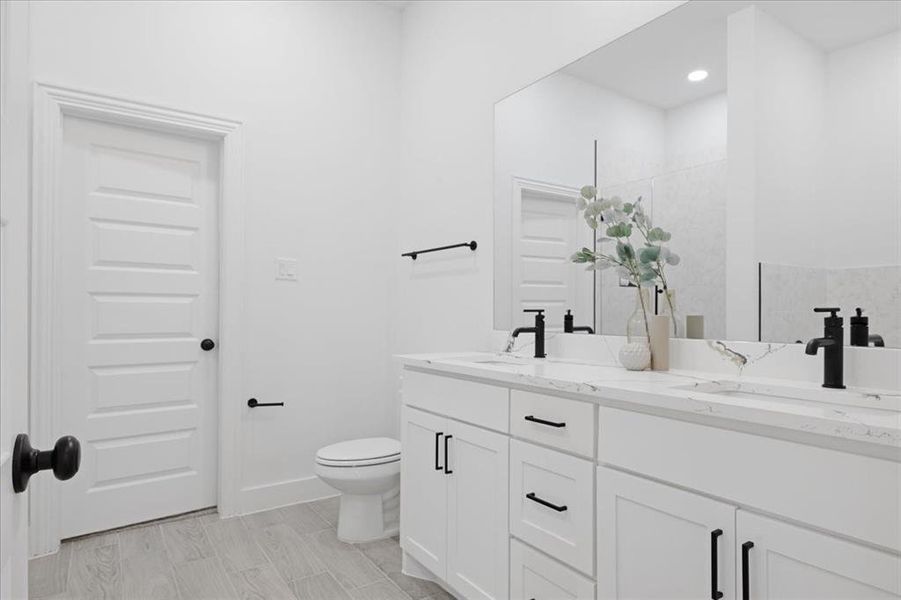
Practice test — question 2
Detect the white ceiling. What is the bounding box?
[561,0,899,110]
[373,1,411,10]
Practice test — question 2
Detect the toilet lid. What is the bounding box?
[316,437,400,465]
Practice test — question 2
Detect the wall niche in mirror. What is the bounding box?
[493,0,900,348]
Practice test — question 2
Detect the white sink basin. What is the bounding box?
[464,355,535,366]
[675,380,900,413]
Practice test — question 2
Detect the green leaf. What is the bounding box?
[616,242,635,261]
[606,223,632,238]
[580,185,597,200]
[638,246,660,263]
[648,227,671,242]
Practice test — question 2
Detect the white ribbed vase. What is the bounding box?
[619,342,651,371]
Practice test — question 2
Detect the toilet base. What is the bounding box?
[336,486,400,543]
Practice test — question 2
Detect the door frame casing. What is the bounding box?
[30,83,246,556]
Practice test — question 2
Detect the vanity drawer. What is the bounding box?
[510,539,595,600]
[402,369,509,433]
[511,390,594,458]
[510,439,595,575]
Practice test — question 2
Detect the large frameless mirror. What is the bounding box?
[493,0,900,348]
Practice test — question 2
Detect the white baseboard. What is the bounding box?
[236,475,338,516]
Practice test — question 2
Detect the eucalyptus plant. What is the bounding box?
[570,185,681,337]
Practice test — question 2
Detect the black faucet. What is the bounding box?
[850,308,885,347]
[805,307,845,389]
[564,309,595,334]
[511,309,546,358]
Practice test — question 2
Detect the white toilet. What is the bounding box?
[314,437,401,543]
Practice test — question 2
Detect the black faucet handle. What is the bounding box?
[814,307,841,315]
[523,309,545,314]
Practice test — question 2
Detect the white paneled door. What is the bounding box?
[58,116,220,538]
[1,1,32,595]
[511,180,591,330]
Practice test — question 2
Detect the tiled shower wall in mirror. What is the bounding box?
[598,93,728,339]
[760,264,901,347]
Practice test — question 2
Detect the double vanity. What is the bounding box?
[396,352,901,599]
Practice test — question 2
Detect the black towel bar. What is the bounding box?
[402,241,477,260]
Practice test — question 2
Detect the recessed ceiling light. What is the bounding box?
[687,69,709,82]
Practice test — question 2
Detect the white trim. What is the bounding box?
[29,83,246,556]
[238,476,338,516]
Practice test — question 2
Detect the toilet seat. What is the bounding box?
[316,437,400,468]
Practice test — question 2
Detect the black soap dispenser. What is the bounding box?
[850,308,885,347]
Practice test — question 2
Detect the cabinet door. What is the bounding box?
[737,511,901,600]
[401,407,448,578]
[597,467,736,600]
[446,420,509,600]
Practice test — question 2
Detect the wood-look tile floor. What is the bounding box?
[29,497,455,600]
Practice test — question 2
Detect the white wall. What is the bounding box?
[394,0,686,365]
[664,92,727,171]
[820,31,900,268]
[29,0,402,513]
[753,8,826,269]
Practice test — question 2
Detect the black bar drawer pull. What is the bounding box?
[443,435,453,474]
[524,415,566,428]
[526,492,567,512]
[742,541,754,600]
[434,432,443,471]
[247,398,284,408]
[710,529,723,599]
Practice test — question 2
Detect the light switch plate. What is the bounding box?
[275,257,298,281]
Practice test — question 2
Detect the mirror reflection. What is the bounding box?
[494,0,900,348]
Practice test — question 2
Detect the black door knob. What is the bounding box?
[12,434,81,493]
[200,338,216,351]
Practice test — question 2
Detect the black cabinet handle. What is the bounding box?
[200,338,216,351]
[742,541,754,600]
[434,432,443,471]
[12,434,81,493]
[247,398,284,408]
[524,415,566,428]
[443,435,453,474]
[710,529,723,599]
[526,492,567,512]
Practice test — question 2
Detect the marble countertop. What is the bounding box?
[397,352,901,451]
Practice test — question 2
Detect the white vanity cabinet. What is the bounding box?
[597,466,901,600]
[400,370,510,600]
[737,511,901,599]
[400,365,901,600]
[597,407,901,600]
[597,467,736,600]
[446,419,510,600]
[401,407,449,577]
